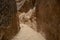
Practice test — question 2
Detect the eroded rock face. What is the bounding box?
[0,0,20,40]
[17,0,35,13]
[36,0,60,40]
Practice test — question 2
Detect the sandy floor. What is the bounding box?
[12,23,45,40]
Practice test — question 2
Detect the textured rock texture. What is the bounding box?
[0,0,20,40]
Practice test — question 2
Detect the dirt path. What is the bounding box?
[12,23,45,40]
